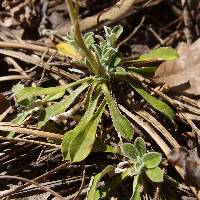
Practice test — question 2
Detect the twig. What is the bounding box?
[117,16,146,47]
[0,75,30,82]
[0,49,78,80]
[0,122,63,141]
[73,163,86,200]
[0,41,57,55]
[0,175,65,200]
[0,136,60,148]
[79,0,136,30]
[5,57,30,79]
[0,106,13,122]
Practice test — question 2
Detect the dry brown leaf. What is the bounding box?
[153,38,200,95]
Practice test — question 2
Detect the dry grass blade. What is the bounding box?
[0,49,78,80]
[0,175,65,200]
[0,136,60,148]
[0,122,63,141]
[0,41,57,55]
[119,104,171,155]
[0,162,70,199]
[0,75,30,82]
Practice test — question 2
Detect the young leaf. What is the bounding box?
[135,47,179,62]
[134,137,146,157]
[130,174,143,200]
[145,167,164,182]
[142,152,162,169]
[122,143,138,161]
[61,92,100,160]
[129,83,175,122]
[101,83,133,141]
[69,99,106,162]
[56,42,83,61]
[16,77,93,102]
[87,165,114,200]
[38,84,89,127]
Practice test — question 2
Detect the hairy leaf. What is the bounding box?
[122,143,138,161]
[134,137,146,157]
[142,152,162,169]
[130,83,175,122]
[146,167,164,182]
[101,84,133,141]
[61,92,100,160]
[87,165,114,200]
[69,99,106,162]
[38,84,88,127]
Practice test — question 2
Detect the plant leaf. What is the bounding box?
[38,84,88,127]
[127,67,157,77]
[142,152,162,169]
[87,165,114,200]
[56,42,82,60]
[145,167,164,182]
[122,143,138,161]
[130,174,142,200]
[101,83,133,141]
[134,137,146,157]
[129,83,175,122]
[16,77,92,102]
[61,92,100,160]
[135,47,179,62]
[69,99,106,162]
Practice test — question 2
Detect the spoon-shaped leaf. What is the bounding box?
[101,83,133,141]
[142,152,162,169]
[61,91,100,160]
[145,167,164,182]
[134,137,146,157]
[69,99,106,162]
[122,143,138,161]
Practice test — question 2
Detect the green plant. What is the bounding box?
[87,137,163,200]
[12,0,179,163]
